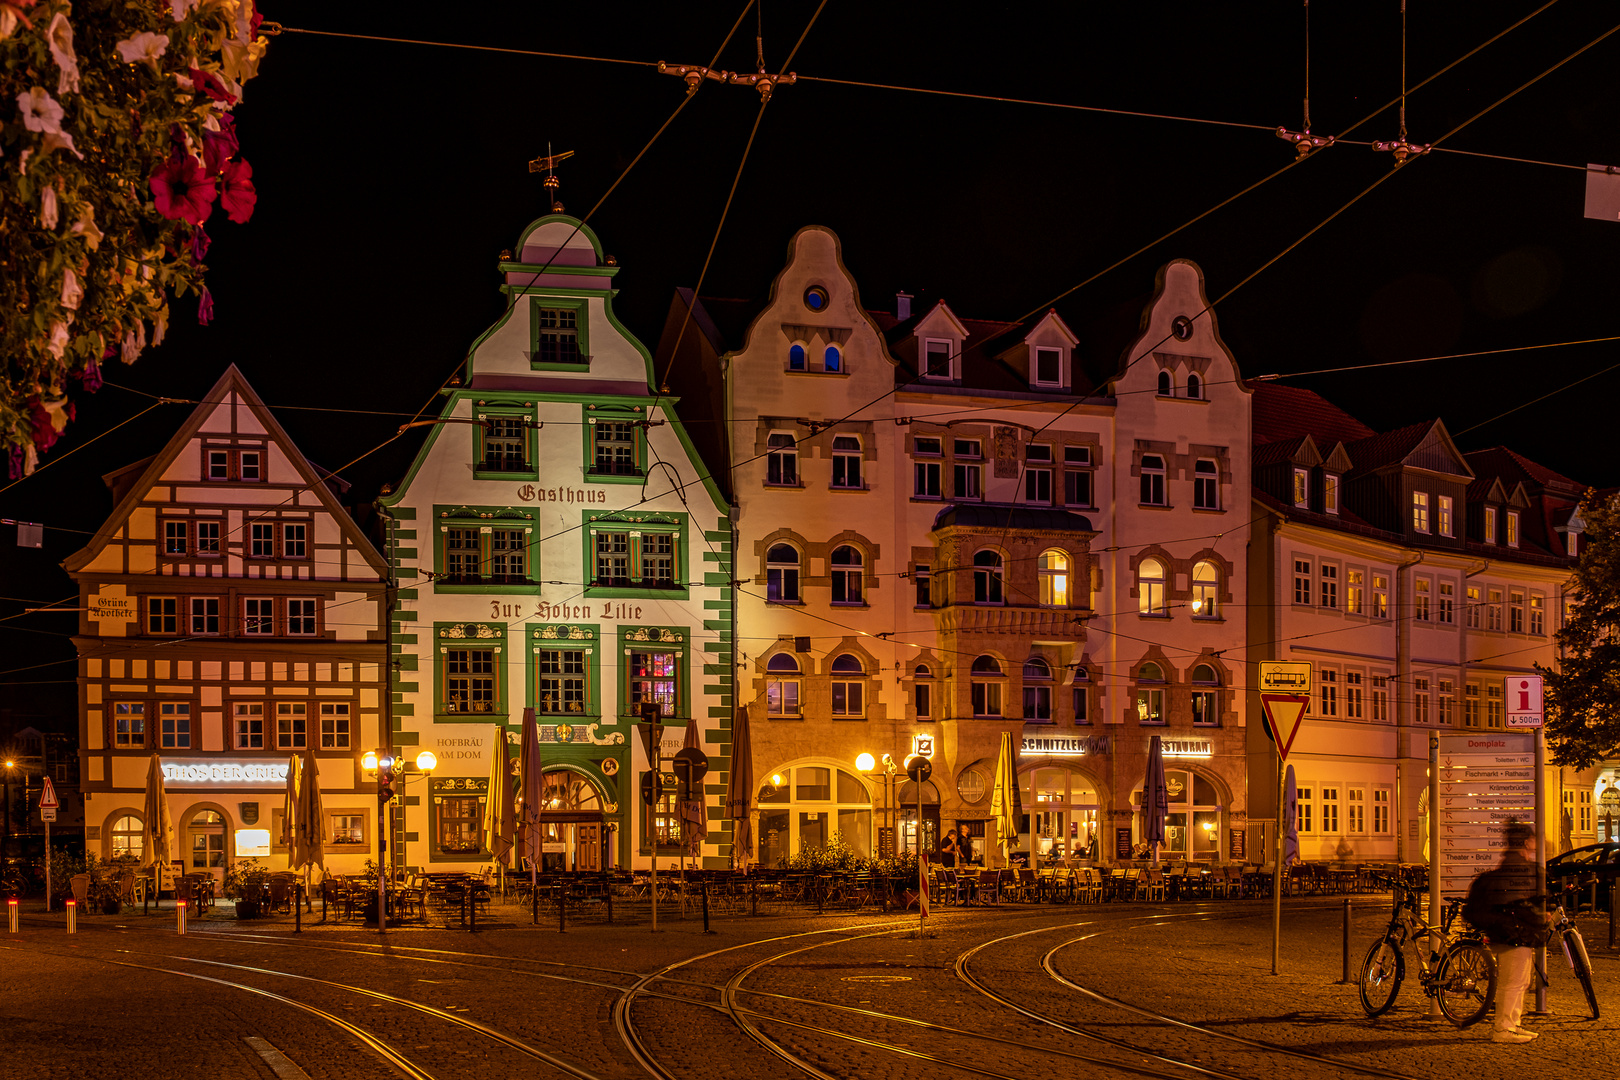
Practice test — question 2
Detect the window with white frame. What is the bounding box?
[160,702,191,749]
[1038,549,1069,607]
[1372,574,1389,619]
[1138,558,1167,616]
[1464,682,1480,727]
[913,436,941,498]
[1347,788,1366,833]
[1034,347,1062,386]
[1293,559,1312,605]
[1140,454,1167,505]
[1191,560,1219,618]
[250,521,274,558]
[830,545,864,604]
[482,416,529,472]
[830,654,865,718]
[1023,658,1053,720]
[923,340,953,379]
[974,550,1004,604]
[1324,474,1339,515]
[1439,580,1454,624]
[766,653,801,716]
[1438,680,1454,725]
[1320,563,1339,609]
[1414,577,1431,621]
[163,519,187,556]
[1346,569,1364,614]
[243,597,274,635]
[1507,511,1520,548]
[1025,444,1054,504]
[287,598,317,636]
[1530,593,1545,635]
[1487,587,1503,631]
[1414,677,1430,724]
[320,702,351,748]
[1320,786,1340,833]
[952,439,982,499]
[767,544,801,602]
[282,522,308,559]
[1296,786,1314,833]
[1193,459,1219,510]
[234,702,264,748]
[1509,589,1525,633]
[1466,584,1482,628]
[1412,491,1429,533]
[196,520,220,555]
[1438,495,1453,537]
[1345,671,1363,719]
[1371,676,1389,722]
[971,655,1004,717]
[1319,669,1338,717]
[1064,445,1094,507]
[1191,664,1219,726]
[1373,788,1391,833]
[1487,683,1504,728]
[1484,506,1498,544]
[766,432,798,486]
[830,436,862,488]
[276,702,307,749]
[1293,468,1309,508]
[1135,662,1166,724]
[591,420,639,477]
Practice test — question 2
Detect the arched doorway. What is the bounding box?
[1132,768,1224,861]
[1021,765,1103,864]
[756,765,873,869]
[538,769,608,872]
[186,809,228,885]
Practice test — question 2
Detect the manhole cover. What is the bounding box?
[840,975,912,983]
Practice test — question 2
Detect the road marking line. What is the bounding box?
[244,1036,311,1080]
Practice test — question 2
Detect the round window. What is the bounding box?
[957,766,987,804]
[1171,315,1193,341]
[804,286,830,312]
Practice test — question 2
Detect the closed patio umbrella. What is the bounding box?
[281,753,301,871]
[989,731,1020,866]
[1142,735,1169,864]
[484,721,516,893]
[1282,764,1299,867]
[726,707,754,873]
[516,707,543,914]
[292,748,325,873]
[679,720,707,868]
[141,754,174,900]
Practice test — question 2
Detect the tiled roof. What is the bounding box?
[1250,384,1376,446]
[1344,421,1438,474]
[1252,436,1309,469]
[1464,446,1586,496]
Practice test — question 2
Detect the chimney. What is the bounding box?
[895,292,912,321]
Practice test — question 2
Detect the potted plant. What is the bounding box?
[224,859,270,918]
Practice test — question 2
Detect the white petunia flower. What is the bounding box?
[47,12,80,95]
[122,321,146,363]
[41,185,58,228]
[72,203,103,250]
[61,268,83,310]
[171,0,201,20]
[17,87,64,134]
[47,321,70,359]
[116,31,170,66]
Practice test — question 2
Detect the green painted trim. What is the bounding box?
[504,285,615,300]
[615,624,692,722]
[431,621,509,721]
[470,401,540,480]
[513,213,606,261]
[426,775,490,863]
[460,300,520,394]
[430,505,541,594]
[580,509,690,600]
[528,295,591,371]
[499,260,619,278]
[525,622,602,720]
[663,406,729,514]
[580,402,647,484]
[378,397,463,507]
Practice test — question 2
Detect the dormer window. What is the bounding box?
[1568,532,1579,557]
[1437,495,1453,536]
[824,345,843,373]
[923,340,953,380]
[1157,370,1172,396]
[1323,474,1339,515]
[1034,347,1062,386]
[1506,511,1520,548]
[1186,373,1202,399]
[788,343,806,371]
[1484,506,1498,544]
[1293,468,1309,508]
[1412,491,1430,533]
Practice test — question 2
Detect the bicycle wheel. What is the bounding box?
[1436,943,1495,1027]
[1359,939,1404,1017]
[1564,929,1600,1019]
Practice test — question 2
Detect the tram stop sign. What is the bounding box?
[640,771,663,806]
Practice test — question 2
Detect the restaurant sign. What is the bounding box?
[1160,739,1213,759]
[162,760,290,786]
[1020,731,1110,757]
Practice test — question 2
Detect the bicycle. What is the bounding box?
[1536,904,1599,1019]
[1358,874,1495,1026]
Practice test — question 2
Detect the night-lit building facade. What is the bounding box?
[65,366,391,884]
[379,215,733,873]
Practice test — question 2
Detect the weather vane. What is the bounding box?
[528,143,575,213]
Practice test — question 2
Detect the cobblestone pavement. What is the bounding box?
[3,893,1614,1079]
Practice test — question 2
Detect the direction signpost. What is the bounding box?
[1258,660,1312,975]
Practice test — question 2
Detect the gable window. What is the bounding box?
[1293,468,1309,508]
[952,439,981,499]
[973,550,1004,604]
[1438,581,1454,624]
[1324,474,1340,514]
[589,522,682,593]
[445,646,498,714]
[590,420,640,478]
[276,702,308,749]
[1138,557,1167,616]
[1293,559,1312,606]
[1437,495,1453,537]
[1064,446,1093,507]
[828,654,867,718]
[287,598,318,636]
[1191,664,1219,726]
[913,664,933,719]
[1157,370,1172,396]
[788,343,807,371]
[147,596,178,635]
[250,521,274,558]
[766,653,801,716]
[831,436,863,489]
[1186,372,1202,399]
[924,340,952,379]
[1193,459,1219,510]
[240,450,262,481]
[533,305,583,365]
[1140,454,1166,506]
[1038,549,1069,607]
[243,597,274,635]
[538,648,588,715]
[320,703,352,749]
[1192,561,1219,618]
[1025,444,1053,504]
[830,545,864,605]
[766,544,801,602]
[1135,663,1166,724]
[207,449,230,480]
[1034,347,1061,386]
[164,520,188,556]
[1022,657,1053,720]
[233,703,264,748]
[913,436,942,498]
[824,345,843,373]
[971,655,1004,717]
[205,445,263,482]
[766,432,798,486]
[114,702,146,748]
[282,522,308,560]
[1483,506,1497,544]
[190,597,220,635]
[1506,511,1520,548]
[1412,492,1429,533]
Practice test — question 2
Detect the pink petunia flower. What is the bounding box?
[197,287,214,325]
[46,12,79,95]
[219,158,256,223]
[17,86,63,133]
[202,114,237,174]
[188,66,235,105]
[149,152,216,225]
[61,266,82,309]
[190,224,210,261]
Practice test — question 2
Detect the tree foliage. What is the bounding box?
[0,0,269,477]
[1542,491,1620,769]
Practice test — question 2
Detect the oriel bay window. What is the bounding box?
[437,623,505,717]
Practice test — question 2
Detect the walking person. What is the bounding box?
[957,828,974,867]
[939,829,958,868]
[1464,819,1549,1044]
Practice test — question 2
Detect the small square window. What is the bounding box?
[924,341,952,379]
[1034,347,1061,385]
[282,522,307,559]
[195,520,221,555]
[239,451,261,481]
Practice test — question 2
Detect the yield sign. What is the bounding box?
[1259,694,1309,761]
[38,775,60,810]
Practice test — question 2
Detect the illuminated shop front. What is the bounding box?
[756,764,874,869]
[1131,758,1227,861]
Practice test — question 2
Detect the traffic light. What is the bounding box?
[378,756,396,802]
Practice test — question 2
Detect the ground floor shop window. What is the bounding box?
[757,764,873,868]
[111,813,143,860]
[1132,768,1222,860]
[427,776,490,861]
[1021,766,1101,862]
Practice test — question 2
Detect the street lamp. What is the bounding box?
[856,753,899,857]
[1,760,14,870]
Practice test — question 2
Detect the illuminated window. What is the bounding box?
[1191,664,1219,726]
[114,702,146,748]
[1192,561,1219,618]
[1135,663,1165,725]
[1507,511,1520,548]
[628,650,677,717]
[445,648,497,714]
[1437,495,1453,536]
[1038,549,1069,607]
[766,653,801,716]
[1138,558,1167,616]
[1293,469,1309,508]
[111,815,144,860]
[830,654,865,718]
[1412,491,1429,533]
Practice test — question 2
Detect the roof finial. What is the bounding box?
[528,143,575,214]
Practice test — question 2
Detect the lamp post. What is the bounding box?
[400,751,438,857]
[856,752,899,858]
[1,759,14,871]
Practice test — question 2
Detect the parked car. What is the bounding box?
[1547,841,1620,910]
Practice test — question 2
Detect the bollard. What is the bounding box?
[176,897,186,935]
[702,881,713,935]
[295,886,302,934]
[1341,897,1352,983]
[65,898,77,934]
[7,897,18,934]
[557,882,566,934]
[470,888,478,934]
[1610,879,1616,951]
[751,877,758,917]
[606,883,614,925]
[531,881,539,926]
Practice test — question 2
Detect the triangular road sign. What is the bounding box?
[38,775,60,810]
[1259,694,1309,761]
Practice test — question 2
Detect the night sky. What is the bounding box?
[4,1,1618,726]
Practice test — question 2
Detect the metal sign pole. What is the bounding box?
[1534,725,1547,1014]
[43,817,52,914]
[1271,751,1283,975]
[1428,733,1442,1021]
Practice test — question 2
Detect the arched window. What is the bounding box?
[767,543,801,602]
[1191,560,1218,618]
[1038,549,1069,607]
[766,653,801,715]
[1191,663,1219,726]
[1023,657,1053,721]
[788,343,807,371]
[971,655,1004,717]
[766,432,798,486]
[755,764,873,867]
[824,345,842,372]
[913,663,933,719]
[1136,662,1166,725]
[830,545,863,605]
[1157,370,1172,396]
[830,654,865,717]
[111,814,143,860]
[1138,558,1167,616]
[1187,373,1202,399]
[973,550,1004,604]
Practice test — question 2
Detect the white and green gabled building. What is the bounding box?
[379,215,734,873]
